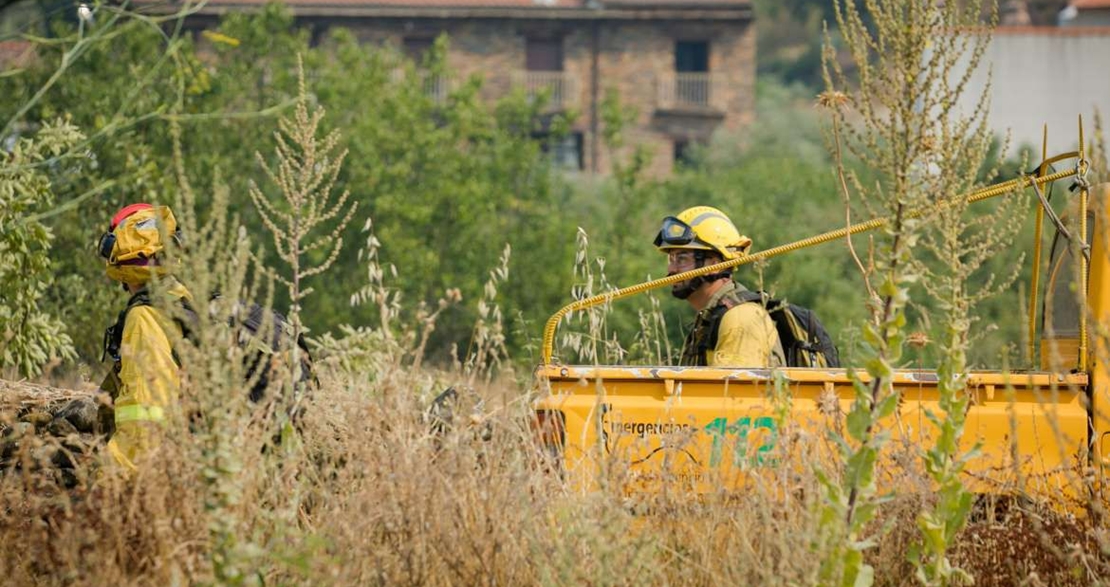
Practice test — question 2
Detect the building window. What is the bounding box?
[526,37,564,71]
[400,36,452,103]
[675,40,709,73]
[308,25,326,48]
[536,132,583,170]
[672,40,711,107]
[403,36,435,64]
[674,139,702,168]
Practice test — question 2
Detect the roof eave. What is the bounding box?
[142,4,752,21]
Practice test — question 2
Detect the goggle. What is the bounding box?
[97,230,117,260]
[667,250,699,265]
[653,216,700,248]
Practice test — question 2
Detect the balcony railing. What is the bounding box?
[656,72,727,111]
[512,71,579,110]
[420,74,454,104]
[389,69,455,104]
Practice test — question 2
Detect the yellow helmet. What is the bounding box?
[653,206,752,261]
[98,203,179,285]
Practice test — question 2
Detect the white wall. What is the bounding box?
[955,29,1110,155]
[1064,10,1110,27]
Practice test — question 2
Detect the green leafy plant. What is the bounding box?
[0,120,82,377]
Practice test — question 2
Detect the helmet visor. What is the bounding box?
[653,216,697,247]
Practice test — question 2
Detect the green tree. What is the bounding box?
[2,3,587,368]
[1,13,205,362]
[0,120,82,376]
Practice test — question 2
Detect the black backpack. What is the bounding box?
[734,291,841,368]
[102,290,316,404]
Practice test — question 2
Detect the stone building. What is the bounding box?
[163,0,755,176]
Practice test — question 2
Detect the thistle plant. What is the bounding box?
[167,121,271,585]
[817,1,1004,585]
[896,1,1019,583]
[248,59,356,399]
[910,86,1025,587]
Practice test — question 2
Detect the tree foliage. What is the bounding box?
[2,4,577,367]
[0,120,81,377]
[0,1,1046,376]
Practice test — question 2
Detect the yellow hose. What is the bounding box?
[541,166,1081,364]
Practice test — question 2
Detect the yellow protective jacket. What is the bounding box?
[102,280,192,471]
[680,282,785,368]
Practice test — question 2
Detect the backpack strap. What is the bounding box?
[102,290,152,364]
[101,289,195,368]
[704,293,747,356]
[685,288,754,366]
[737,289,765,305]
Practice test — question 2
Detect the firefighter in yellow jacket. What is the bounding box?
[98,203,191,471]
[654,206,785,367]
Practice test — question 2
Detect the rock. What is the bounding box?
[31,444,59,466]
[50,445,76,469]
[94,396,115,435]
[2,421,35,439]
[21,411,53,427]
[55,467,81,489]
[2,422,35,462]
[46,417,78,437]
[56,398,101,434]
[60,434,92,455]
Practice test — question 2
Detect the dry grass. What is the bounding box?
[0,379,98,411]
[2,363,1108,586]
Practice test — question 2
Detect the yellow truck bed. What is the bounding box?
[534,365,1091,499]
